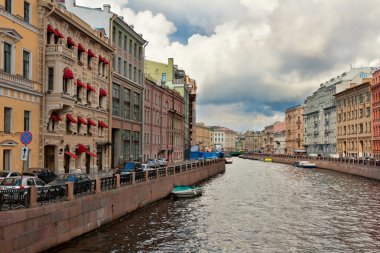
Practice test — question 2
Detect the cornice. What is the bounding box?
[0,9,39,33]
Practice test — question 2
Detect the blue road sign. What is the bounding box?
[20,131,32,145]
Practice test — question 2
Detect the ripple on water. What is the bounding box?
[52,158,380,253]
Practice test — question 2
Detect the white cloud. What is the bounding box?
[75,0,380,132]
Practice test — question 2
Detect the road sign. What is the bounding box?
[21,147,28,161]
[20,131,32,145]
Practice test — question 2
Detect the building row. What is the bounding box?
[244,67,380,159]
[0,0,197,174]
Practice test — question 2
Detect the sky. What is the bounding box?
[76,0,380,132]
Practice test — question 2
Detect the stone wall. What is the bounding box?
[0,161,225,252]
[270,156,380,180]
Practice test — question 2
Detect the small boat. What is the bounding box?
[264,158,272,162]
[171,185,203,198]
[294,161,317,169]
[225,157,233,164]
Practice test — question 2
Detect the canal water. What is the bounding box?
[53,158,380,253]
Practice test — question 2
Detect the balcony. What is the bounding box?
[0,70,42,93]
[45,44,75,61]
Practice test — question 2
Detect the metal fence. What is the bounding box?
[0,188,30,211]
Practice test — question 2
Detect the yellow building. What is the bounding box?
[0,0,42,172]
[195,122,211,151]
[336,79,372,158]
[285,105,305,154]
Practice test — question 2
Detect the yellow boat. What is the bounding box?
[264,158,272,162]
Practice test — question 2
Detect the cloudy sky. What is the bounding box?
[77,0,380,132]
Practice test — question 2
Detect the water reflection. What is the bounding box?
[52,158,380,253]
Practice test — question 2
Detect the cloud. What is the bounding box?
[75,0,380,132]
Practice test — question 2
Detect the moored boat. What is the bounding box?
[294,161,317,169]
[264,157,272,162]
[225,157,233,164]
[171,185,203,198]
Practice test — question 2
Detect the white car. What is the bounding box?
[0,171,21,183]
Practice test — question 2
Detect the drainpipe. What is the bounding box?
[108,14,116,169]
[41,4,56,170]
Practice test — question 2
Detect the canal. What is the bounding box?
[52,158,380,252]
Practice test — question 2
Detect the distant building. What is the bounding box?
[210,126,236,151]
[304,67,375,156]
[336,79,372,158]
[273,121,286,154]
[143,78,184,163]
[244,131,264,152]
[195,123,212,151]
[264,124,274,153]
[285,105,305,155]
[145,58,197,160]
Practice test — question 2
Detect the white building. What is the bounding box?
[211,127,236,151]
[303,67,376,156]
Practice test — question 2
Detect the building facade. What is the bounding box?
[285,105,305,154]
[0,0,43,172]
[195,122,212,151]
[273,121,286,154]
[264,124,274,153]
[65,1,146,168]
[304,67,374,157]
[145,58,197,161]
[336,79,372,158]
[244,130,264,152]
[40,0,114,175]
[372,70,380,159]
[143,78,184,163]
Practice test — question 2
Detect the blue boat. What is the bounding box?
[294,161,317,169]
[171,185,203,198]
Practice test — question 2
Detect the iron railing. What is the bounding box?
[38,185,67,205]
[100,176,117,192]
[74,180,96,197]
[0,188,30,210]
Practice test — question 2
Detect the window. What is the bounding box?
[4,107,12,133]
[360,94,363,104]
[23,50,31,79]
[48,67,54,91]
[5,0,12,13]
[112,84,120,116]
[3,150,11,171]
[129,39,132,54]
[138,47,142,60]
[124,61,127,76]
[3,42,12,74]
[112,26,116,44]
[124,88,131,119]
[133,67,137,82]
[124,36,127,50]
[24,111,30,131]
[162,73,166,82]
[138,70,141,84]
[128,64,132,79]
[366,107,370,117]
[134,43,137,57]
[133,131,140,161]
[360,109,363,118]
[123,130,130,160]
[118,57,121,74]
[134,92,140,121]
[118,31,122,47]
[24,1,30,23]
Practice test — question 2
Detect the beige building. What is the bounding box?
[244,130,264,152]
[285,105,305,154]
[336,79,372,158]
[211,126,236,151]
[264,125,274,153]
[0,0,43,172]
[195,122,211,151]
[40,0,114,175]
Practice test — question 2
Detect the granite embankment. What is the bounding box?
[0,160,225,253]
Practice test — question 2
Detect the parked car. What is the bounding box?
[157,158,168,167]
[24,168,57,183]
[147,159,159,168]
[141,163,149,170]
[0,171,21,183]
[48,173,91,186]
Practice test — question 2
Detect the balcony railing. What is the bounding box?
[0,70,41,92]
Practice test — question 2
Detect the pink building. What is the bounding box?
[372,71,380,159]
[143,79,184,163]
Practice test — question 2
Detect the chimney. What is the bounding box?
[103,4,111,12]
[57,0,66,8]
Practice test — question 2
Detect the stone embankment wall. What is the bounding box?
[267,156,380,180]
[0,161,225,253]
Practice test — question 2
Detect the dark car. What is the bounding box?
[48,173,90,186]
[24,168,57,184]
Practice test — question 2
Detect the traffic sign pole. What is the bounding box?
[20,131,32,191]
